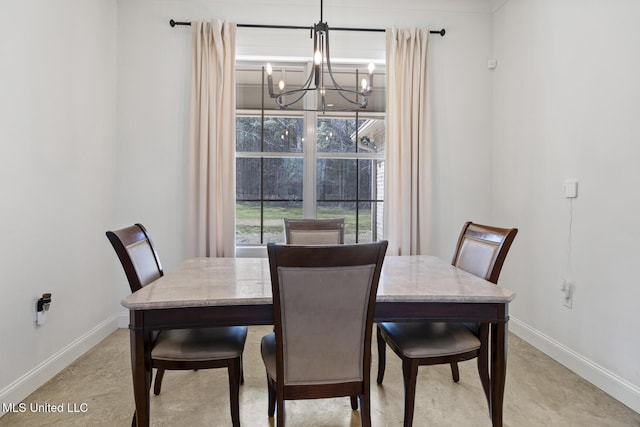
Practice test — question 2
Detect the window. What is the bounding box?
[236,62,385,245]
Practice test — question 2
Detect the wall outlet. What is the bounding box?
[564,179,578,198]
[35,293,52,326]
[561,279,574,309]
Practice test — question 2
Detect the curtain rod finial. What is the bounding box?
[170,19,177,27]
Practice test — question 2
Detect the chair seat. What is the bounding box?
[152,326,248,362]
[378,322,480,358]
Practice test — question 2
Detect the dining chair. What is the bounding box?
[376,221,518,427]
[283,217,345,244]
[106,223,248,427]
[261,241,388,427]
[282,217,362,408]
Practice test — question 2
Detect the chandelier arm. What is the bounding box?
[323,28,357,103]
[280,87,310,107]
[268,59,314,101]
[322,27,367,107]
[329,87,368,108]
[276,88,316,109]
[301,65,315,89]
[323,27,345,90]
[275,67,316,108]
[277,94,304,109]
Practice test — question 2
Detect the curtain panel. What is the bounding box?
[384,28,432,256]
[187,21,237,258]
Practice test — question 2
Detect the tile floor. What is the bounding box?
[1,326,639,426]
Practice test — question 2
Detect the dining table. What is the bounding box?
[121,255,515,426]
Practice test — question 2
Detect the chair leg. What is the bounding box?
[131,411,136,427]
[376,325,386,385]
[153,368,165,395]
[450,362,460,382]
[228,358,241,427]
[240,354,244,385]
[360,393,372,427]
[350,395,359,410]
[276,396,285,427]
[402,359,419,427]
[267,377,276,417]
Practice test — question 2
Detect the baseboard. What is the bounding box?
[509,316,640,414]
[0,315,119,416]
[117,311,129,328]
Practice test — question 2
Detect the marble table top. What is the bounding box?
[121,255,515,310]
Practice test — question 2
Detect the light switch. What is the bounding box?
[564,179,578,198]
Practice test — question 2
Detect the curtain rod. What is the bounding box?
[169,19,446,36]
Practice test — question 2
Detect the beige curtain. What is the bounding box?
[187,21,237,257]
[384,28,432,256]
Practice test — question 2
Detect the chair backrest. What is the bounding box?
[106,223,163,292]
[451,221,518,284]
[267,241,387,386]
[283,218,345,244]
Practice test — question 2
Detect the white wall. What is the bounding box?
[492,0,640,412]
[0,0,119,410]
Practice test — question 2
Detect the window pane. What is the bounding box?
[359,159,385,200]
[358,159,373,200]
[236,116,303,153]
[263,202,301,243]
[236,67,266,110]
[264,158,303,200]
[237,158,303,201]
[236,202,262,245]
[317,202,356,244]
[236,158,260,200]
[316,159,384,202]
[315,202,382,244]
[236,117,261,152]
[356,202,379,243]
[317,118,358,153]
[236,201,302,245]
[357,118,385,154]
[317,117,385,154]
[264,117,303,153]
[317,159,357,201]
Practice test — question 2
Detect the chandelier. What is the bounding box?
[265,0,375,112]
